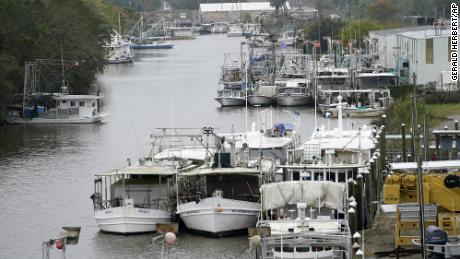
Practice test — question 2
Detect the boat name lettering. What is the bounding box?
[105,210,113,214]
[183,210,200,215]
[138,209,150,213]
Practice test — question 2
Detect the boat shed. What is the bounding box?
[199,2,290,23]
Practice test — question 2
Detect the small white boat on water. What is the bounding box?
[215,55,246,107]
[103,30,134,64]
[215,89,246,106]
[8,63,108,124]
[318,90,392,118]
[92,164,176,234]
[227,23,243,37]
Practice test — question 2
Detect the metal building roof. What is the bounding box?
[200,2,289,12]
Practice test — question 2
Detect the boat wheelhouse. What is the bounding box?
[92,165,175,234]
[315,68,350,90]
[355,72,397,89]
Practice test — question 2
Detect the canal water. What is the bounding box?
[0,35,368,258]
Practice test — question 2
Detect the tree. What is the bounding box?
[270,0,287,15]
[303,16,344,53]
[339,19,400,49]
[0,0,124,122]
[366,0,399,23]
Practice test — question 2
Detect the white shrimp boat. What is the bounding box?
[247,82,276,106]
[176,166,262,236]
[275,79,312,107]
[253,182,352,259]
[318,90,392,118]
[92,165,175,234]
[8,63,108,124]
[227,23,243,37]
[103,30,134,64]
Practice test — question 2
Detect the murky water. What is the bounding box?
[0,35,369,258]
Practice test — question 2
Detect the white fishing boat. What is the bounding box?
[176,166,264,236]
[168,26,196,40]
[275,79,312,106]
[247,81,276,106]
[92,165,175,234]
[318,90,392,118]
[176,124,296,236]
[315,68,350,90]
[227,23,243,37]
[215,89,246,106]
[252,181,352,259]
[215,55,246,107]
[278,31,296,47]
[7,62,108,124]
[103,30,134,64]
[212,22,228,33]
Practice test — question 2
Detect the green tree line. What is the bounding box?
[0,0,132,123]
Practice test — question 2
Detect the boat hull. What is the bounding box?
[325,107,384,118]
[247,96,274,106]
[132,44,174,49]
[227,33,243,37]
[215,97,246,107]
[7,114,107,124]
[276,96,310,106]
[107,58,133,64]
[177,197,259,236]
[95,206,172,234]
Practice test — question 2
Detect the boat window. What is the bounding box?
[301,171,311,181]
[282,247,294,252]
[296,247,310,252]
[274,247,281,252]
[312,247,324,252]
[292,171,300,181]
[325,246,332,251]
[79,101,85,107]
[70,101,75,107]
[338,172,346,182]
[314,172,323,181]
[62,100,67,104]
[326,171,336,182]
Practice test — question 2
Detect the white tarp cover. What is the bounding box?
[261,181,345,211]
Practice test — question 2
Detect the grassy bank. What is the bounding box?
[375,97,460,133]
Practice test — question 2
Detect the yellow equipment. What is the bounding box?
[384,172,460,246]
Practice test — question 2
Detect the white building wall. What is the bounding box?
[401,35,450,85]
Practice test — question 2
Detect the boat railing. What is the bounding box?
[93,198,170,211]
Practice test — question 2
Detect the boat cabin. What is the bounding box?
[355,72,397,89]
[53,95,102,119]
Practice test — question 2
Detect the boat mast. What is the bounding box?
[60,39,68,94]
[118,13,122,34]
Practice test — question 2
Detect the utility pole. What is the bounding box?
[411,73,426,259]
